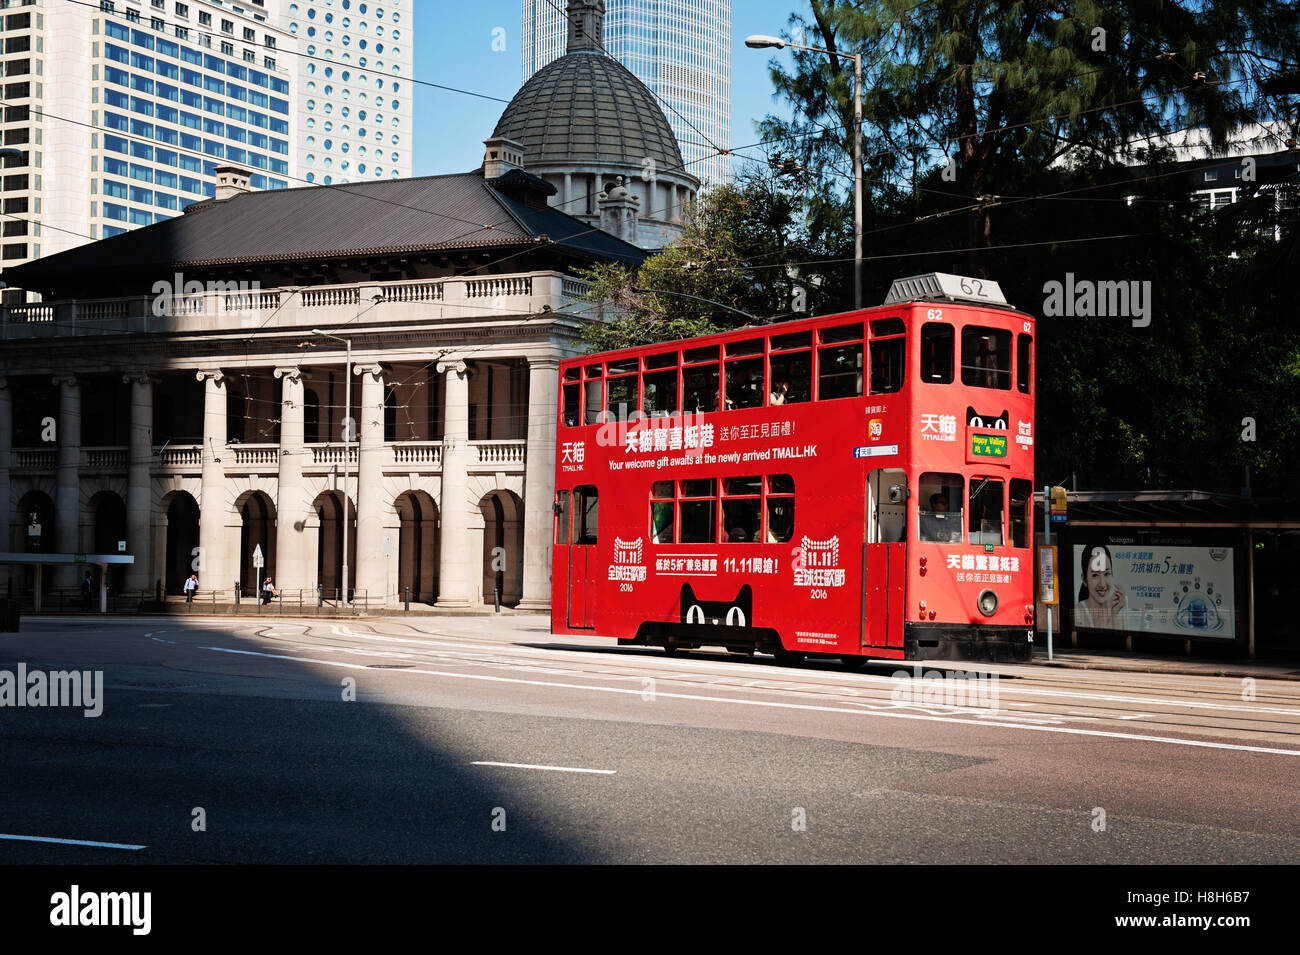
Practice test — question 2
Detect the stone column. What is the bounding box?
[435,359,473,608]
[123,373,154,590]
[517,357,558,611]
[353,363,389,606]
[52,375,81,586]
[196,370,228,593]
[274,367,308,593]
[0,377,10,553]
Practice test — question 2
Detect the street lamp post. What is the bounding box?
[746,34,862,310]
[312,329,351,604]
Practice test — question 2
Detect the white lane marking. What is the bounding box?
[471,761,615,775]
[289,630,1300,716]
[195,645,1300,758]
[149,636,176,645]
[0,832,146,850]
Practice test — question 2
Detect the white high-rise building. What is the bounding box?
[0,0,296,271]
[521,0,731,187]
[277,0,413,184]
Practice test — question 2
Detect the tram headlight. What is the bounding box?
[977,589,998,617]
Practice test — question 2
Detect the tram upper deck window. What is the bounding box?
[870,318,906,394]
[961,326,1012,390]
[818,323,864,400]
[562,367,581,426]
[968,477,1005,546]
[606,372,637,422]
[921,323,954,384]
[583,366,603,425]
[919,472,964,543]
[725,339,765,410]
[1017,333,1032,394]
[643,357,678,418]
[769,331,812,405]
[682,345,720,414]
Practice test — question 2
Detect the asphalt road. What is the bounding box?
[2,615,1298,864]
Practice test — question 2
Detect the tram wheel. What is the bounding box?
[840,655,867,670]
[772,648,805,667]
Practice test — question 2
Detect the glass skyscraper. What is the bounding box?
[277,0,414,184]
[520,0,731,186]
[0,0,295,269]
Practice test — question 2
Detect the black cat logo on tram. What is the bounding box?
[552,273,1037,665]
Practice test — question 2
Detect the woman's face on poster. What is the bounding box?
[1086,548,1113,602]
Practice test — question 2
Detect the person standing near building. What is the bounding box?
[184,573,199,604]
[81,571,94,611]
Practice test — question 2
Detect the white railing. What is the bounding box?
[301,287,360,308]
[3,271,595,337]
[473,440,526,464]
[79,301,129,320]
[382,281,445,304]
[309,445,359,465]
[82,447,128,470]
[158,445,203,467]
[231,445,279,466]
[466,276,532,299]
[391,443,442,466]
[8,304,53,323]
[12,448,55,469]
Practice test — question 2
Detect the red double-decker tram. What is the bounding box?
[552,273,1036,664]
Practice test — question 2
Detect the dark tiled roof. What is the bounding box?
[493,51,685,171]
[3,171,644,288]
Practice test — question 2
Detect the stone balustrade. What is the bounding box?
[1,271,596,338]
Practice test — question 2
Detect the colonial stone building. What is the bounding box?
[0,164,644,609]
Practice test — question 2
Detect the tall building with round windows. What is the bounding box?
[522,0,731,187]
[494,0,699,249]
[278,0,413,184]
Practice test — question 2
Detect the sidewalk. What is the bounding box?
[1031,646,1300,681]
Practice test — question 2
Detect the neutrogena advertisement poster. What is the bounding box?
[1072,543,1235,638]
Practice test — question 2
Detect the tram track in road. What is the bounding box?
[164,620,1300,752]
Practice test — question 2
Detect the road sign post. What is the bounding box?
[252,543,264,612]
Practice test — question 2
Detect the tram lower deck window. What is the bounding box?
[919,472,964,543]
[968,477,1004,546]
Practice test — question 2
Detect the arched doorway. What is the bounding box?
[395,490,438,605]
[15,490,55,597]
[312,490,356,600]
[162,491,200,595]
[479,490,523,607]
[235,490,276,597]
[89,490,127,595]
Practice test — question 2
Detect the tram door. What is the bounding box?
[864,469,907,648]
[566,485,599,629]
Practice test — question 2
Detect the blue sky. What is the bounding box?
[411,0,805,177]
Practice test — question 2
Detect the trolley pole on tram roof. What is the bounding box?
[745,35,863,310]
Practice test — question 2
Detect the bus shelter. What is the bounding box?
[1034,491,1299,658]
[0,553,135,614]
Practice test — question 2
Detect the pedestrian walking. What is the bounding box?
[261,576,277,605]
[184,573,199,604]
[81,571,93,611]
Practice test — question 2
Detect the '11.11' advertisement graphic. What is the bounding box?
[1072,544,1235,638]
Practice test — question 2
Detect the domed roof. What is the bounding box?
[493,52,686,172]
